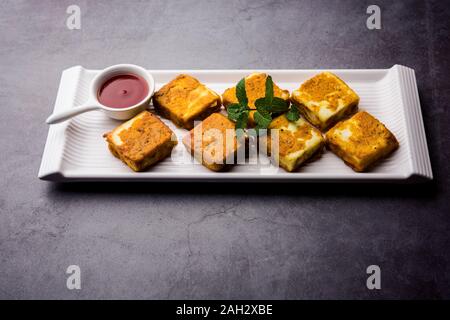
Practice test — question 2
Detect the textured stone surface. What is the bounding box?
[0,0,449,299]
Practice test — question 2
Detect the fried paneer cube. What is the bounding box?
[153,74,221,129]
[291,72,359,131]
[222,72,290,127]
[326,111,399,172]
[103,111,177,172]
[262,114,325,172]
[182,113,244,171]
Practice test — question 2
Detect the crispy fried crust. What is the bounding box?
[153,74,221,130]
[264,114,325,172]
[291,72,359,131]
[325,111,399,172]
[182,113,244,171]
[222,73,290,127]
[103,111,177,172]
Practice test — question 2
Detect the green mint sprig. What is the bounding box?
[226,77,250,131]
[253,75,290,130]
[286,104,300,122]
[227,75,300,132]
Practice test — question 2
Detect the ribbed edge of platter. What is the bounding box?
[38,66,85,181]
[394,65,433,180]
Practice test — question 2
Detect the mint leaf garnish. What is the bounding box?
[254,77,289,115]
[236,78,248,107]
[286,106,300,121]
[227,74,299,134]
[227,77,250,130]
[227,103,244,121]
[265,75,274,104]
[235,110,249,130]
[270,97,289,112]
[254,111,272,128]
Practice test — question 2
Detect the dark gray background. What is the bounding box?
[0,0,449,299]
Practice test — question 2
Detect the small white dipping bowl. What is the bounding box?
[46,64,155,124]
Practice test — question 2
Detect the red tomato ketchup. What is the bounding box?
[98,74,148,109]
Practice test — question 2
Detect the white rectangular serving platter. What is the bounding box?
[39,65,432,182]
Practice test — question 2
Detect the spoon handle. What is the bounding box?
[46,104,101,124]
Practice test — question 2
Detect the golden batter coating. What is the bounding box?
[263,114,325,172]
[153,74,221,129]
[182,113,244,171]
[222,73,290,127]
[103,111,177,172]
[325,111,399,172]
[291,72,359,131]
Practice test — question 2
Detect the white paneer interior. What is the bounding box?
[333,126,352,142]
[111,113,145,146]
[276,118,324,170]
